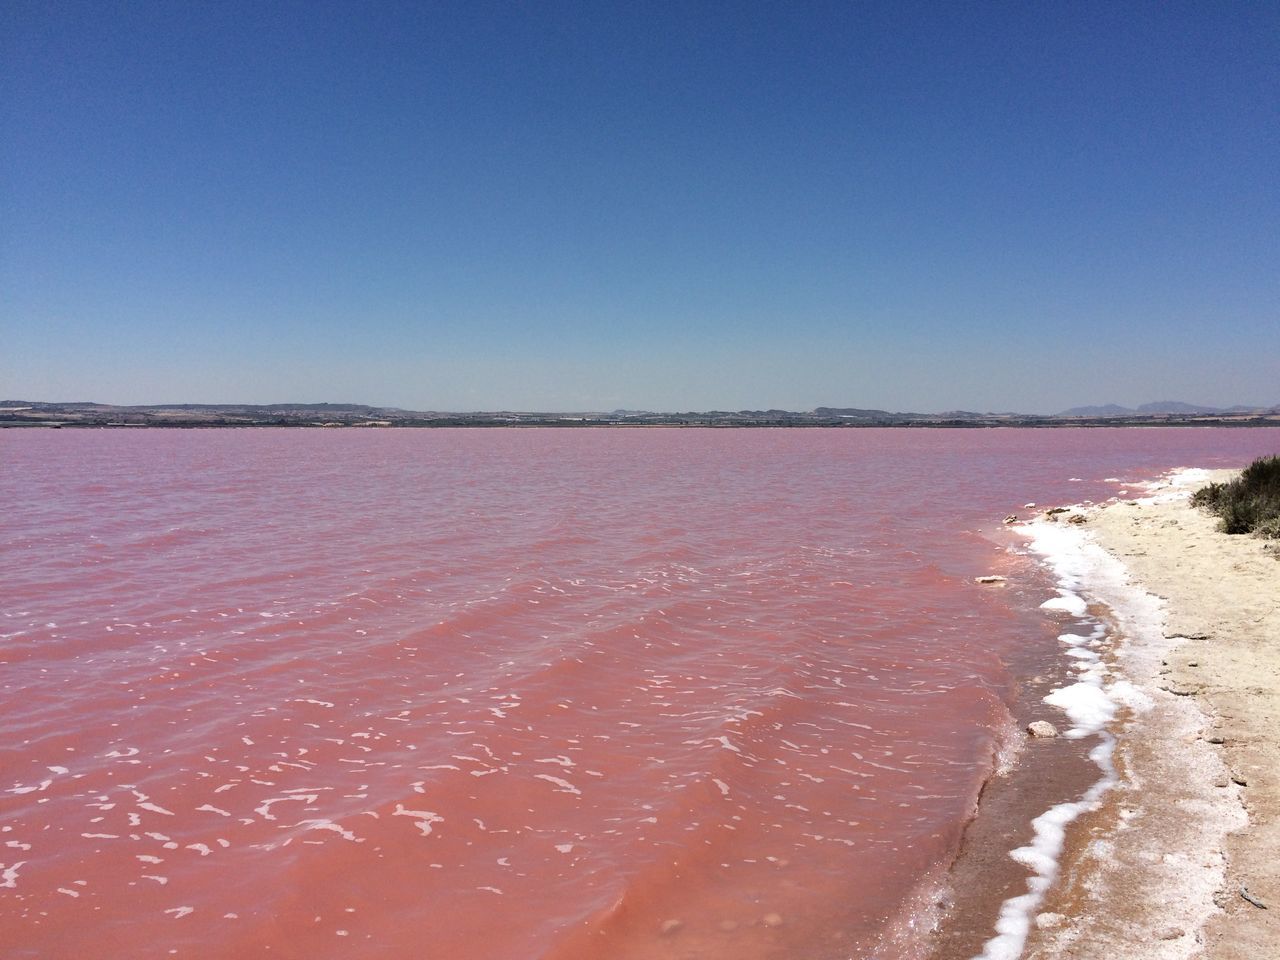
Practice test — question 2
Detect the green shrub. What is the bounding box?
[1192,455,1280,537]
[1190,481,1222,508]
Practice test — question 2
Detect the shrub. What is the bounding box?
[1192,455,1280,537]
[1190,482,1223,508]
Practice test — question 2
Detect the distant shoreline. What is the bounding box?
[4,403,1279,431]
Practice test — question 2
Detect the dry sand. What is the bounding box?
[1025,470,1279,959]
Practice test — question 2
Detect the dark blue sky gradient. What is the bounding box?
[4,1,1277,411]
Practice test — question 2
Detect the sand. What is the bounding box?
[1023,470,1279,959]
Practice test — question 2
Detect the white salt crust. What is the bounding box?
[972,500,1163,960]
[973,467,1242,960]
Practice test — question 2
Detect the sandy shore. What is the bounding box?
[1019,470,1279,959]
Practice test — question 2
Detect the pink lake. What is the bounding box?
[2,427,1277,959]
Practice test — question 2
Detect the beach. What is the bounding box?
[1002,469,1279,959]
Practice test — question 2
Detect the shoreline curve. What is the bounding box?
[997,467,1277,959]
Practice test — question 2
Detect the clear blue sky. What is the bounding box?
[3,1,1277,412]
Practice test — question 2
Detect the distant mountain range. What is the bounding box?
[1057,401,1276,417]
[3,399,1277,428]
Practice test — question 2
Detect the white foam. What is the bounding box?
[533,774,582,796]
[7,779,52,795]
[974,510,1152,960]
[298,820,363,843]
[979,745,1115,960]
[0,861,25,889]
[1043,682,1115,737]
[255,795,317,820]
[1040,593,1088,617]
[1169,468,1213,487]
[534,755,575,768]
[1130,467,1217,505]
[392,803,443,836]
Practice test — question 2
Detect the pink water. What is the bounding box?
[3,427,1277,960]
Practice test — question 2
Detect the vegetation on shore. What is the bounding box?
[1192,455,1280,538]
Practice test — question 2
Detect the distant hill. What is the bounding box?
[1059,401,1276,417]
[1136,401,1226,415]
[4,399,1276,429]
[0,400,397,414]
[1057,404,1136,417]
[812,407,929,421]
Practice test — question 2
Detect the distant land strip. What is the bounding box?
[3,401,1279,429]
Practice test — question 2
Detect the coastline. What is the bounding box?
[1027,469,1278,958]
[953,467,1279,959]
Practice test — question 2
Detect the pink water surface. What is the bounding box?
[3,427,1277,960]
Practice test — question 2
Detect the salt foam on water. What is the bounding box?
[973,502,1164,960]
[1130,465,1216,505]
[1039,593,1088,618]
[1044,680,1115,737]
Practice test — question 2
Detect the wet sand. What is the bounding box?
[1014,470,1278,959]
[928,643,1109,960]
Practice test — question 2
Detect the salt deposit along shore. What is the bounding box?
[1013,469,1279,960]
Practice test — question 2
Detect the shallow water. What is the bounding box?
[2,427,1276,959]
